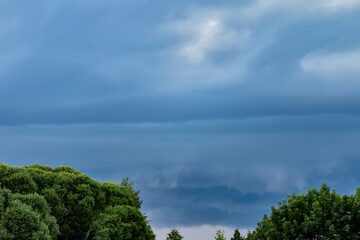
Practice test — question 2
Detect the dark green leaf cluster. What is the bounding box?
[166,229,184,240]
[0,188,59,240]
[0,163,155,240]
[245,183,360,240]
[231,228,246,240]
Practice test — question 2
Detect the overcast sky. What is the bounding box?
[1,0,360,239]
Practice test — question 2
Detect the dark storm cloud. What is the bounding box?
[144,185,282,227]
[1,0,360,232]
[0,0,359,126]
[2,115,360,227]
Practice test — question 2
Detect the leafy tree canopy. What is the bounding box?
[0,163,155,240]
[0,188,59,240]
[245,183,360,240]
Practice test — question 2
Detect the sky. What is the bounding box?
[1,0,360,239]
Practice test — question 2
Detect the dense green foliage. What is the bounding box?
[0,163,155,240]
[92,205,155,240]
[215,229,226,240]
[0,188,59,240]
[214,183,360,240]
[166,229,184,240]
[231,228,245,240]
[243,183,360,239]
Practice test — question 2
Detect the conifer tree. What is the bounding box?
[231,228,245,240]
[166,229,183,240]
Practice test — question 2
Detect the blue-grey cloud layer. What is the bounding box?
[1,0,360,229]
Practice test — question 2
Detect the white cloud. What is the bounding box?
[300,50,360,75]
[167,0,360,76]
[179,19,222,63]
[153,225,249,240]
[174,11,248,64]
[323,0,360,11]
[245,0,360,17]
[160,9,253,89]
[159,0,360,89]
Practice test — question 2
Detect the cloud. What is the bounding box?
[245,0,360,17]
[2,114,360,228]
[178,18,222,63]
[163,0,360,89]
[300,50,360,76]
[174,12,245,64]
[1,0,360,232]
[323,0,360,11]
[160,8,251,89]
[0,48,32,76]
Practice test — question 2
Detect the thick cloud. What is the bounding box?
[1,0,360,234]
[2,116,360,228]
[0,0,360,125]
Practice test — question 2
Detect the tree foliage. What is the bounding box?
[166,228,184,240]
[215,229,226,240]
[231,228,245,240]
[92,205,155,240]
[244,183,360,239]
[0,188,59,240]
[0,163,155,240]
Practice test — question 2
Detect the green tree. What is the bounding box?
[121,177,143,209]
[231,228,245,240]
[92,205,155,240]
[215,229,226,240]
[249,183,354,240]
[0,188,59,240]
[0,163,155,240]
[166,228,183,240]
